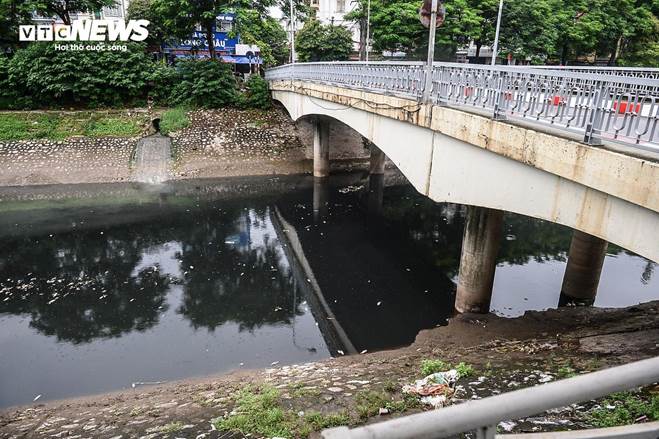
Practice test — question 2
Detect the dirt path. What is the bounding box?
[2,301,658,439]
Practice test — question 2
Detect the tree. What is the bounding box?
[348,0,480,60]
[25,0,117,25]
[434,0,481,58]
[295,19,353,62]
[618,14,659,66]
[0,0,33,51]
[233,8,289,66]
[344,0,370,60]
[152,0,235,59]
[498,0,557,63]
[594,0,656,65]
[126,0,167,48]
[467,0,499,59]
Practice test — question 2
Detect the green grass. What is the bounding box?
[159,107,189,135]
[0,112,149,141]
[212,384,351,438]
[159,421,184,433]
[454,362,475,378]
[420,359,450,376]
[420,359,475,378]
[84,117,140,137]
[354,390,420,420]
[587,392,659,428]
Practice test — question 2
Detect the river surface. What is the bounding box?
[0,174,657,408]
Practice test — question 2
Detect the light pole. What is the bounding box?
[290,0,296,64]
[490,0,503,66]
[421,0,439,102]
[365,0,371,61]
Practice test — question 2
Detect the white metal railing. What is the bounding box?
[321,356,659,439]
[265,62,659,150]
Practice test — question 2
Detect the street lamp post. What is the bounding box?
[365,0,371,62]
[290,0,296,64]
[421,0,439,102]
[490,0,503,66]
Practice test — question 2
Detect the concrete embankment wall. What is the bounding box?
[0,108,369,187]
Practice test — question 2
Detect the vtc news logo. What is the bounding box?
[19,20,150,42]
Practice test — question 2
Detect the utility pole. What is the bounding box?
[365,0,371,61]
[491,0,503,66]
[422,0,438,102]
[290,0,296,64]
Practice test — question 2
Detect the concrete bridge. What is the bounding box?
[265,62,659,313]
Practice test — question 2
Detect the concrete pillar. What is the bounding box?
[560,230,608,305]
[313,118,330,178]
[455,206,504,314]
[370,145,386,175]
[313,177,330,222]
[367,174,384,216]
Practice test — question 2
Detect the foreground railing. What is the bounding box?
[265,62,659,150]
[321,356,659,439]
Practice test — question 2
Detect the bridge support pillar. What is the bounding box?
[313,118,330,178]
[455,206,504,314]
[370,145,386,175]
[560,231,608,305]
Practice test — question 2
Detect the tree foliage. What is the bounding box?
[242,74,271,109]
[168,60,239,108]
[348,0,658,65]
[126,0,168,47]
[233,9,289,66]
[295,20,353,62]
[23,0,117,24]
[0,0,33,50]
[1,42,154,108]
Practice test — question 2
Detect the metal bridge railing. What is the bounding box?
[321,356,659,439]
[265,62,659,150]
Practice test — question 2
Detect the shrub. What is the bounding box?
[147,62,181,106]
[420,359,450,376]
[243,75,271,110]
[168,60,238,108]
[5,43,155,108]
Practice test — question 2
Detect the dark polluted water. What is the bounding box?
[0,174,656,408]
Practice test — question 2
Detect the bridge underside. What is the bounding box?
[271,81,659,263]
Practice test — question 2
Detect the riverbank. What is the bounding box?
[0,108,369,187]
[2,301,658,438]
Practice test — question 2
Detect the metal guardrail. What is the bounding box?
[321,356,659,439]
[265,62,659,150]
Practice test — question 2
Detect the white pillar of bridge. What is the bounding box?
[455,206,504,314]
[313,118,330,178]
[560,231,608,305]
[369,145,386,175]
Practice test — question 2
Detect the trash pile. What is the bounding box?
[403,370,459,408]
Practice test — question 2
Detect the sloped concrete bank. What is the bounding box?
[1,301,658,439]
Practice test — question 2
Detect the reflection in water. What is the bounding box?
[0,174,656,408]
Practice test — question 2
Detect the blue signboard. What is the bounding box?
[166,30,239,53]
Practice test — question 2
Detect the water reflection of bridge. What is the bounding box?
[271,177,456,356]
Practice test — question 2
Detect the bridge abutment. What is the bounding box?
[313,118,330,178]
[455,206,504,313]
[560,231,608,305]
